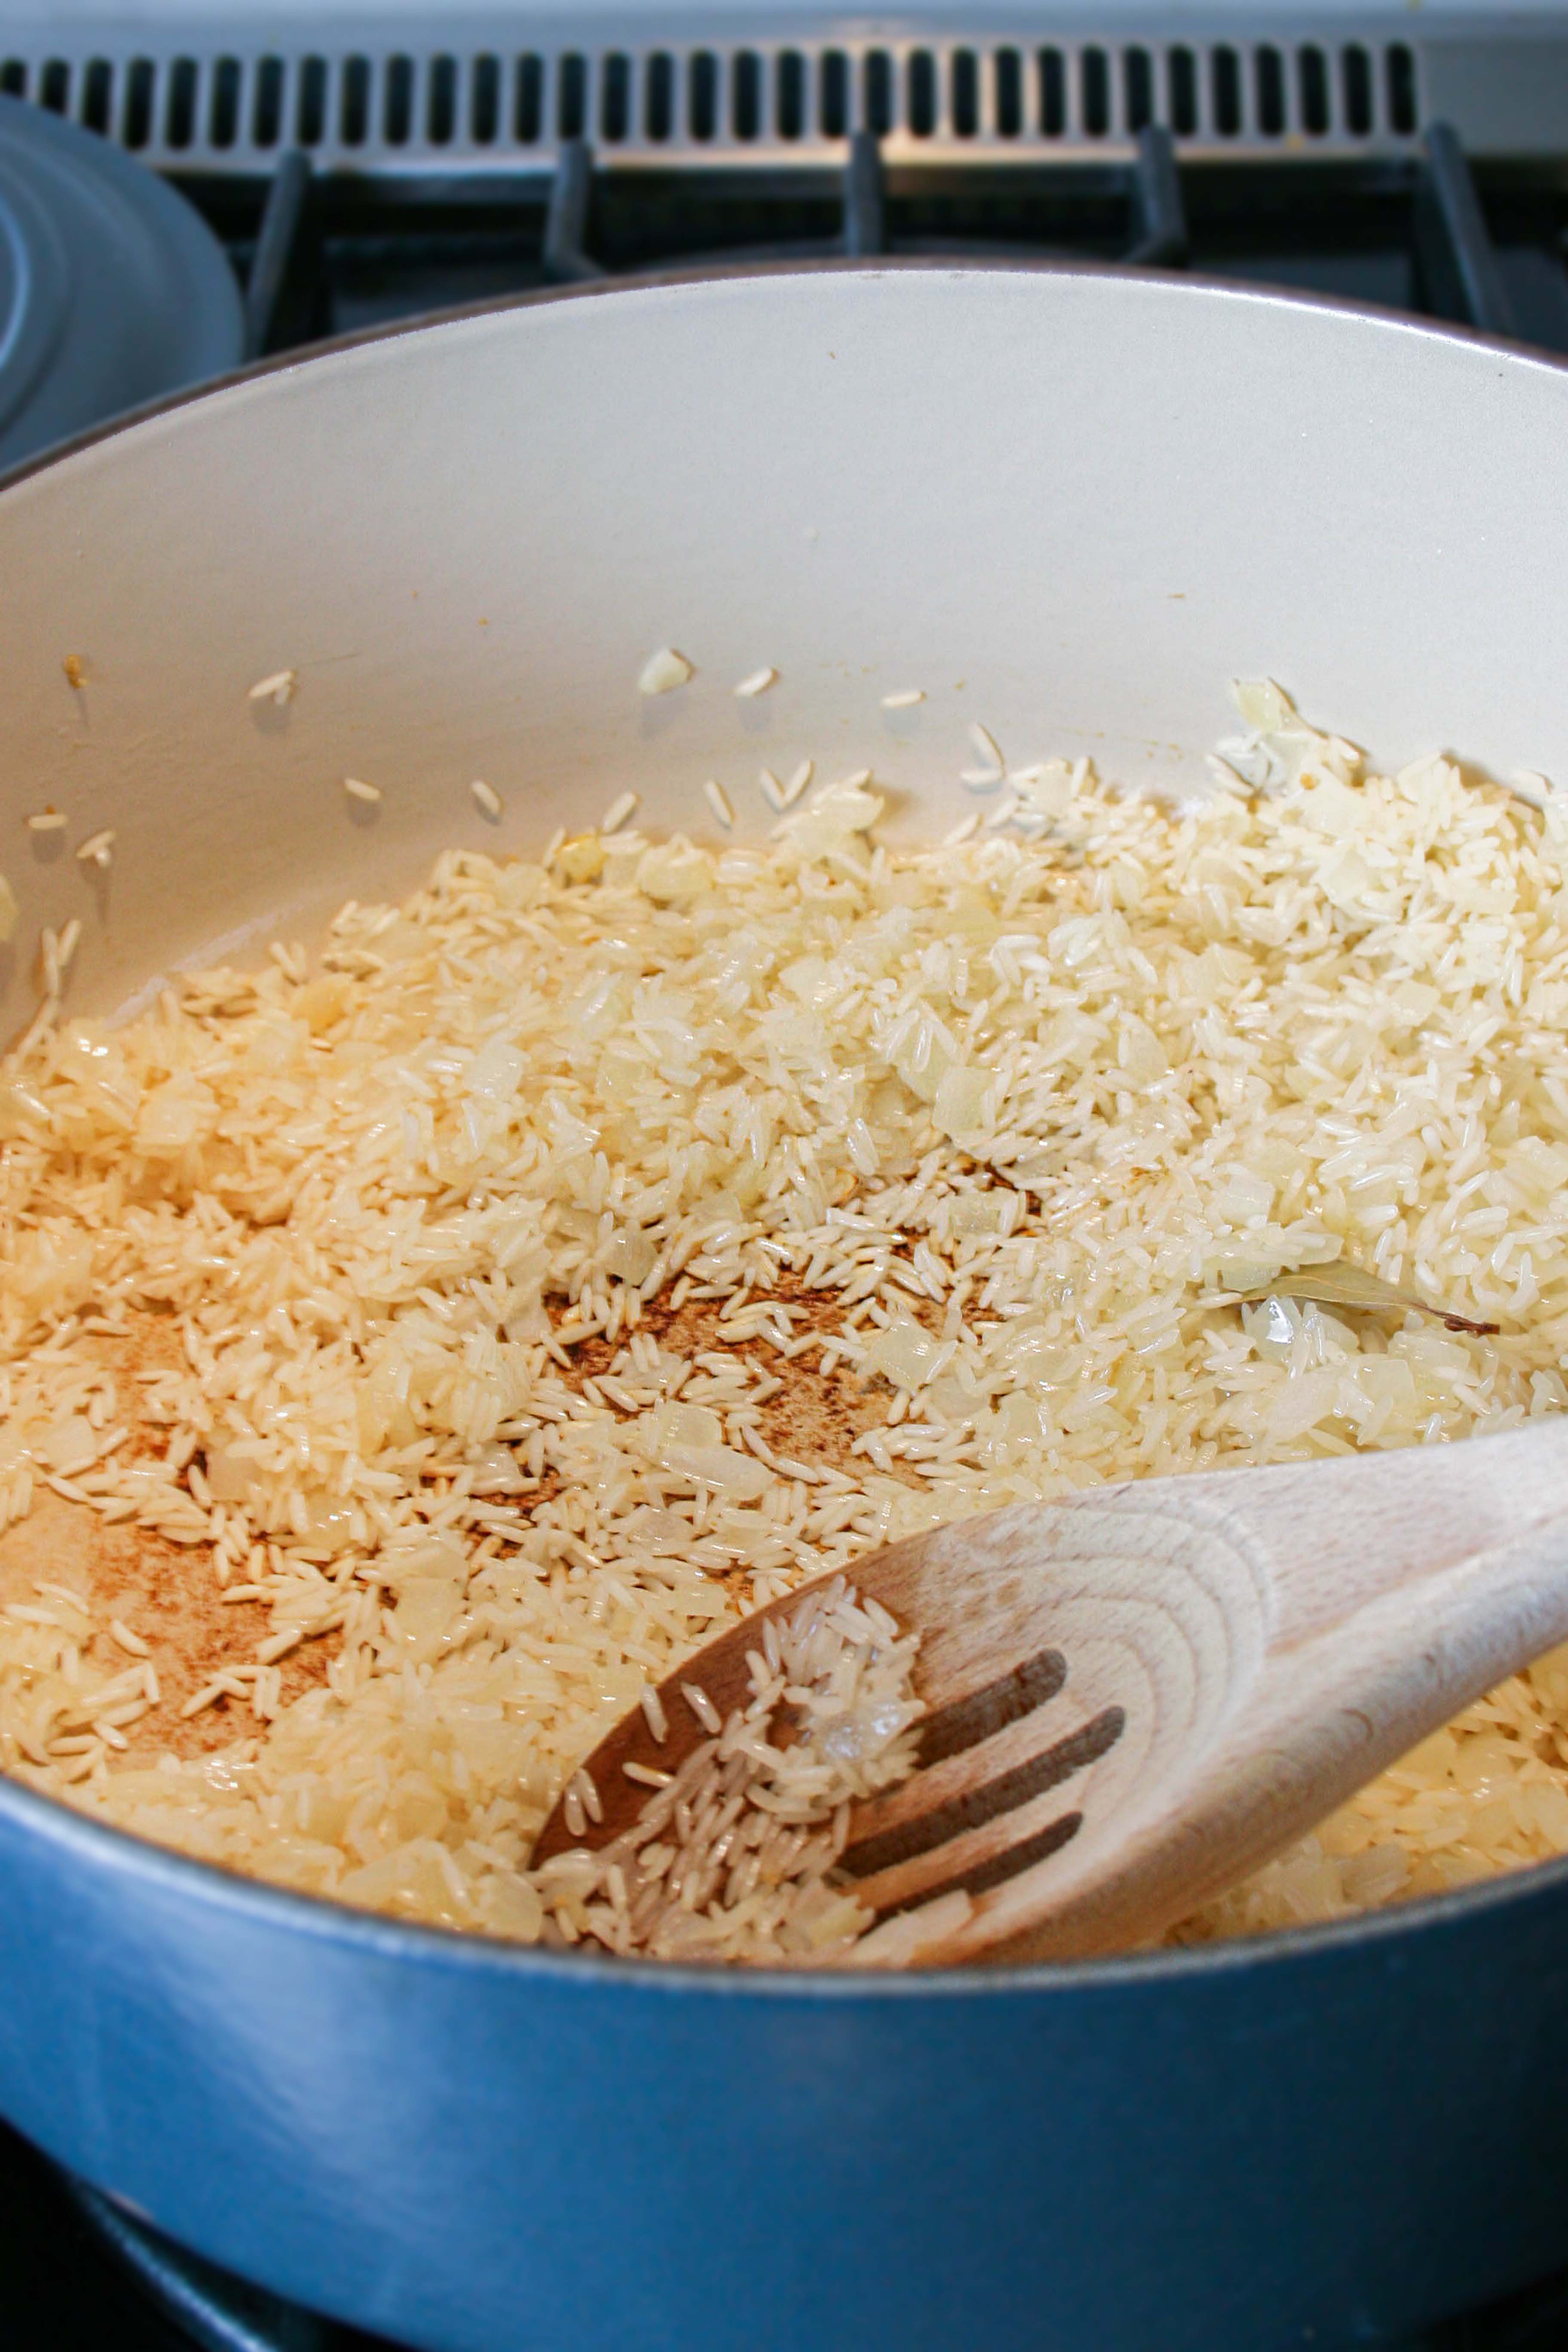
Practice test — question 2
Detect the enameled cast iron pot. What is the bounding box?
[2,268,1568,2352]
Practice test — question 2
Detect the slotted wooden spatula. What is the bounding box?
[535,1421,1568,1963]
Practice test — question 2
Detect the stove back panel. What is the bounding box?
[0,12,1563,175]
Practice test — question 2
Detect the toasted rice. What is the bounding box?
[0,679,1566,1957]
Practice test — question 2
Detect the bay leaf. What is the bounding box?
[1239,1261,1499,1336]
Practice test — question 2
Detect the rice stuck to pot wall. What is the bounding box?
[1,679,1568,1957]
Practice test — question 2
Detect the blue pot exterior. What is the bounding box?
[0,1772,1565,2352]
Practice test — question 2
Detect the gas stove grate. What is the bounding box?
[203,115,1558,370]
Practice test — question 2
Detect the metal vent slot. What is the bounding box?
[253,57,284,149]
[864,50,893,138]
[165,58,198,152]
[383,55,413,148]
[733,51,763,141]
[472,54,500,146]
[1300,47,1329,137]
[601,52,631,144]
[1082,48,1111,137]
[1169,48,1197,136]
[558,53,588,142]
[777,50,805,140]
[907,49,936,138]
[1124,49,1153,135]
[995,48,1023,138]
[427,55,458,147]
[125,58,154,149]
[1041,49,1067,137]
[82,58,113,135]
[209,58,242,151]
[643,52,672,143]
[1387,43,1418,136]
[951,49,978,138]
[0,29,1443,169]
[340,57,370,148]
[820,50,849,139]
[1213,46,1243,138]
[516,55,544,145]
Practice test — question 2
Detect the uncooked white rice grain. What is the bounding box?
[880,689,925,709]
[248,669,297,705]
[470,779,503,819]
[967,721,1004,774]
[343,777,381,804]
[759,769,785,812]
[75,829,114,867]
[734,667,778,698]
[601,791,638,834]
[681,1681,722,1734]
[779,759,813,808]
[25,811,66,832]
[703,779,735,828]
[1511,769,1554,809]
[637,648,693,696]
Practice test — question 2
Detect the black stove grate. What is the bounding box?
[170,121,1568,371]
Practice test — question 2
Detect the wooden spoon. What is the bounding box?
[535,1420,1568,1964]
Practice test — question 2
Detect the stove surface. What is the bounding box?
[0,2119,392,2352]
[7,2100,1568,2352]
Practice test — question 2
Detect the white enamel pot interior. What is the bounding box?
[0,269,1567,2352]
[3,264,1568,1044]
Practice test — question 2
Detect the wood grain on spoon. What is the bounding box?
[538,1418,1568,1964]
